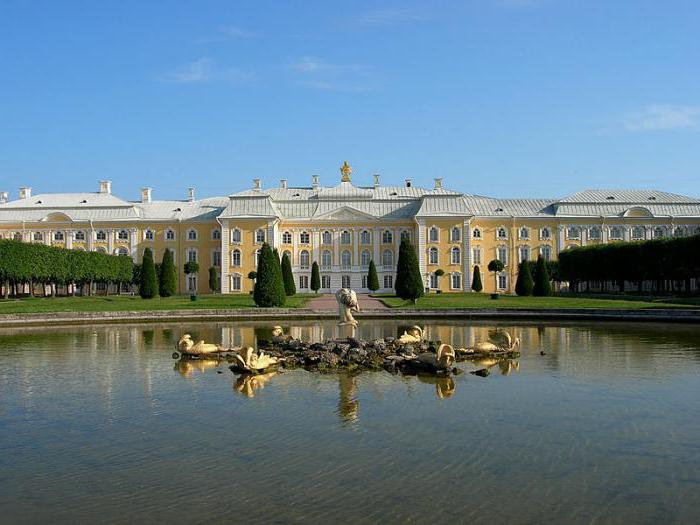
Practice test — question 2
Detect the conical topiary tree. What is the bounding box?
[139,247,158,299]
[310,261,320,293]
[515,260,534,296]
[272,248,285,299]
[254,243,286,307]
[367,260,380,292]
[281,252,296,296]
[487,259,505,293]
[533,255,552,296]
[208,266,219,293]
[394,239,424,304]
[471,265,483,292]
[159,248,177,297]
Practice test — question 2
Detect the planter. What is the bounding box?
[190,294,198,302]
[490,293,499,300]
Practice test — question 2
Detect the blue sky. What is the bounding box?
[1,0,699,201]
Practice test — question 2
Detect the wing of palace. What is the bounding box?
[2,164,700,294]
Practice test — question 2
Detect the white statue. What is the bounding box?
[398,325,424,344]
[335,288,360,327]
[177,334,223,356]
[417,343,456,371]
[233,346,279,373]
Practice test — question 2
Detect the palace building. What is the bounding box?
[2,162,700,294]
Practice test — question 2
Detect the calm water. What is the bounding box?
[1,320,699,524]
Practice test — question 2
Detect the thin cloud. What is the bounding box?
[623,104,700,132]
[197,25,257,43]
[157,58,213,84]
[287,56,375,91]
[352,8,427,27]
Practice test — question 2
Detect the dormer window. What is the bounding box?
[174,207,182,212]
[144,230,154,241]
[495,207,504,212]
[497,227,508,239]
[648,196,657,201]
[606,196,615,200]
[80,200,87,204]
[36,200,43,204]
[472,228,482,239]
[390,192,398,196]
[292,193,300,198]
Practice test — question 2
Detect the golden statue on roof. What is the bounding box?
[340,161,352,182]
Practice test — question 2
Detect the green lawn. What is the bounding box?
[374,293,700,310]
[0,294,319,314]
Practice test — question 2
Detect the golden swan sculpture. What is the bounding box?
[177,334,223,356]
[417,343,456,371]
[465,330,521,354]
[398,325,424,344]
[233,346,279,373]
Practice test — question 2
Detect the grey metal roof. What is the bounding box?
[1,192,133,209]
[557,189,700,204]
[137,197,228,221]
[553,203,700,217]
[463,196,556,217]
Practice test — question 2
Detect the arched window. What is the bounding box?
[401,230,411,242]
[451,227,461,242]
[341,230,351,244]
[360,230,371,244]
[519,246,530,262]
[540,227,550,240]
[118,230,129,241]
[497,246,508,264]
[341,250,351,269]
[299,231,310,244]
[451,247,461,265]
[231,274,242,291]
[300,250,310,269]
[255,228,265,243]
[186,248,197,263]
[540,245,551,261]
[429,247,438,265]
[166,229,175,241]
[322,250,332,269]
[282,250,292,262]
[231,249,241,267]
[117,247,129,256]
[631,226,645,240]
[472,228,482,239]
[588,227,601,240]
[382,249,393,268]
[361,250,371,268]
[282,231,292,244]
[74,230,85,241]
[519,227,529,239]
[144,230,154,241]
[96,246,107,253]
[322,231,332,244]
[429,226,439,242]
[497,227,508,239]
[610,227,622,240]
[567,227,580,240]
[674,226,685,238]
[231,228,241,243]
[451,273,462,290]
[653,226,665,239]
[54,231,64,241]
[33,232,43,242]
[212,229,221,240]
[187,229,198,241]
[382,230,393,244]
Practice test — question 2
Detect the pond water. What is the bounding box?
[1,320,699,524]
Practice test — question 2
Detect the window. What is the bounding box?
[231,228,241,243]
[187,229,198,241]
[519,246,530,262]
[54,231,64,241]
[589,227,601,240]
[401,230,411,242]
[362,275,368,288]
[540,227,551,240]
[118,230,129,241]
[299,275,309,290]
[540,245,551,261]
[472,247,481,265]
[144,230,154,241]
[187,275,197,293]
[610,227,622,240]
[451,227,461,242]
[255,229,265,243]
[382,249,393,269]
[187,249,198,263]
[282,250,291,263]
[360,230,371,244]
[382,230,393,244]
[498,274,508,290]
[340,230,351,244]
[300,250,310,269]
[255,249,261,266]
[429,226,439,242]
[632,226,645,240]
[472,228,482,239]
[342,275,351,288]
[451,273,462,290]
[497,246,508,264]
[322,231,332,244]
[519,227,529,240]
[212,229,221,240]
[653,226,665,239]
[429,247,439,265]
[117,247,129,257]
[673,226,685,238]
[322,250,332,269]
[74,230,85,241]
[497,227,508,239]
[282,231,292,244]
[383,275,393,289]
[231,249,241,267]
[212,250,221,267]
[321,275,331,289]
[567,227,580,240]
[451,247,461,265]
[341,250,351,270]
[96,247,107,253]
[430,273,439,289]
[300,231,310,244]
[231,274,241,291]
[166,229,175,241]
[361,250,371,269]
[33,232,43,242]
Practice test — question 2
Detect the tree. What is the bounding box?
[253,243,286,307]
[139,247,158,298]
[208,266,219,293]
[272,248,286,299]
[159,249,177,297]
[471,265,483,292]
[310,261,321,292]
[533,255,552,296]
[433,269,445,291]
[487,259,505,292]
[515,261,534,296]
[367,260,380,292]
[281,252,296,296]
[394,239,424,304]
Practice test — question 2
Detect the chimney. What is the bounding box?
[373,174,380,189]
[99,180,112,194]
[253,178,261,191]
[141,187,152,203]
[434,178,443,190]
[188,187,195,202]
[0,191,8,204]
[312,175,319,190]
[19,187,32,200]
[280,179,288,189]
[405,179,413,188]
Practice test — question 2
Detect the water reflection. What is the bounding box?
[233,371,277,398]
[417,375,456,399]
[174,357,223,377]
[337,374,360,424]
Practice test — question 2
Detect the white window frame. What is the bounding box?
[472,228,482,239]
[472,247,481,265]
[428,226,439,243]
[340,230,351,245]
[231,249,241,267]
[341,250,352,270]
[118,230,129,241]
[321,275,331,289]
[300,250,310,270]
[166,229,175,241]
[360,230,371,245]
[497,227,508,240]
[187,228,198,241]
[212,229,221,241]
[322,250,332,269]
[383,275,393,289]
[322,231,332,245]
[497,273,508,290]
[382,249,393,269]
[567,227,580,240]
[451,226,461,243]
[231,228,241,244]
[382,230,393,244]
[540,227,551,240]
[231,274,242,291]
[361,250,371,269]
[282,231,292,244]
[212,249,221,267]
[255,228,266,243]
[451,272,462,290]
[540,245,551,261]
[144,229,154,241]
[428,247,439,265]
[451,247,461,265]
[588,227,601,240]
[610,227,623,240]
[74,230,85,241]
[299,231,310,244]
[497,245,508,265]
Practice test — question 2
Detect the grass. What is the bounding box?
[373,293,700,310]
[0,294,319,314]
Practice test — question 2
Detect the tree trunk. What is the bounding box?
[3,281,8,300]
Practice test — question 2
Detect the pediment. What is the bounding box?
[40,212,74,223]
[313,206,378,222]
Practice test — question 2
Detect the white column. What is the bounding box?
[581,226,588,247]
[602,225,609,244]
[65,229,73,249]
[463,219,471,291]
[108,229,115,254]
[312,231,320,266]
[373,228,381,265]
[353,229,359,271]
[220,222,230,293]
[333,228,340,269]
[416,219,426,284]
[292,229,298,267]
[557,225,565,253]
[130,228,138,261]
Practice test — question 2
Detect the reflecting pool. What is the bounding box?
[1,320,699,524]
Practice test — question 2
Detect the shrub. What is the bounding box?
[281,252,296,296]
[471,265,483,292]
[208,266,219,292]
[367,260,380,292]
[159,249,177,297]
[394,239,424,303]
[253,243,286,307]
[140,247,158,298]
[533,256,552,296]
[310,261,321,292]
[515,261,534,296]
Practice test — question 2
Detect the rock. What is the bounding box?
[471,368,490,377]
[385,337,395,343]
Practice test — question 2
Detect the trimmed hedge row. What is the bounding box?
[0,239,133,297]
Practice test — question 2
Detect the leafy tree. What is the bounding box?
[433,268,444,291]
[367,260,380,292]
[272,248,286,299]
[394,239,424,304]
[515,261,534,296]
[139,247,158,298]
[471,265,483,292]
[310,261,321,292]
[253,243,286,307]
[159,249,177,297]
[208,266,219,293]
[487,259,505,292]
[281,252,296,296]
[533,255,552,296]
[247,271,257,280]
[183,261,199,276]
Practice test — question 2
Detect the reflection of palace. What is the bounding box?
[3,162,700,294]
